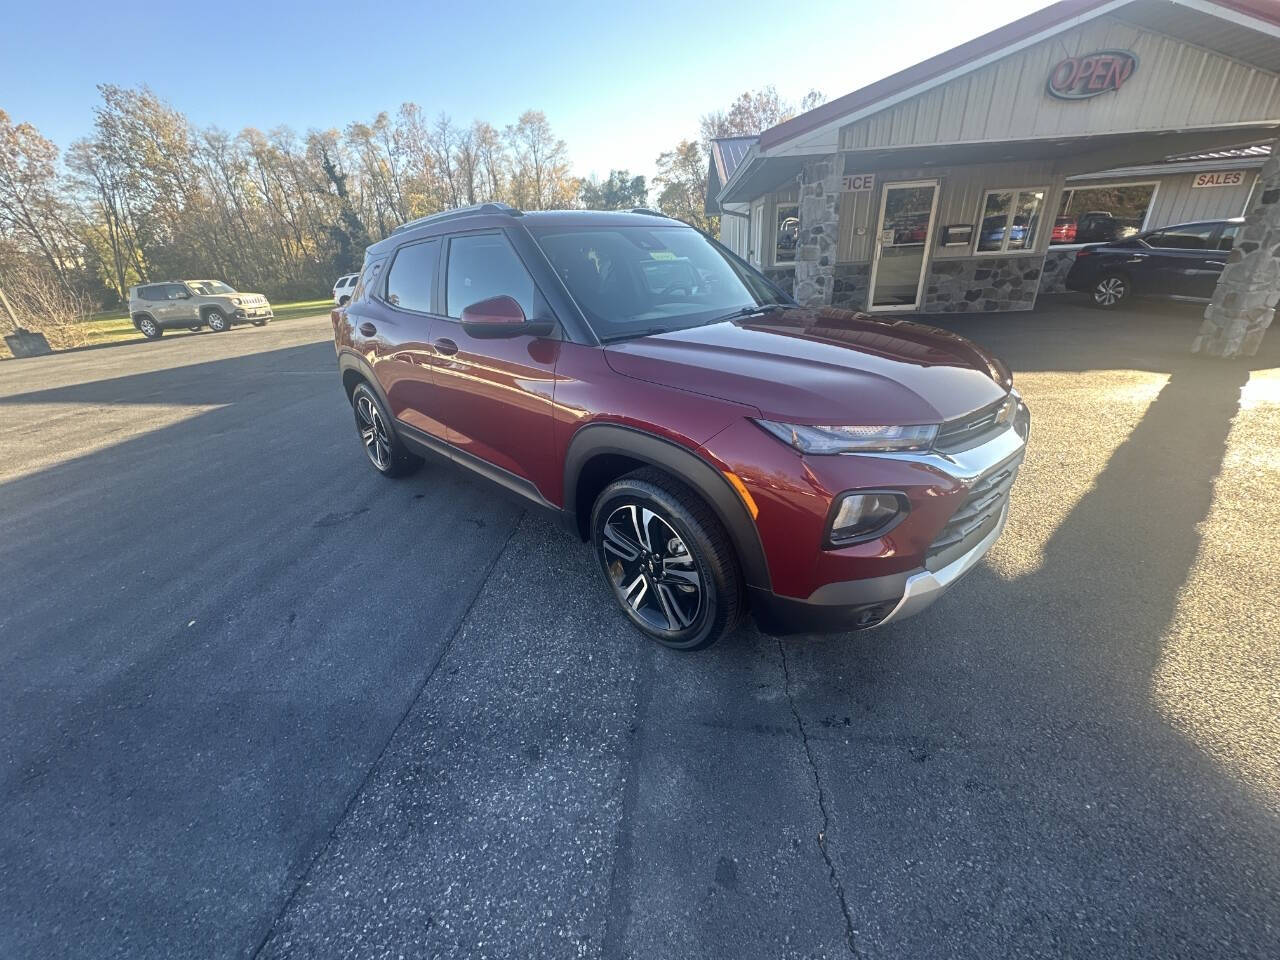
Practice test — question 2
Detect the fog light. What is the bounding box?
[828,492,906,546]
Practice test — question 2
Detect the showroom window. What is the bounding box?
[1052,182,1156,245]
[773,187,800,265]
[976,188,1047,254]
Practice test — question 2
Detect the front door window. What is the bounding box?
[869,182,938,310]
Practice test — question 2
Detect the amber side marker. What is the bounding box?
[724,470,759,519]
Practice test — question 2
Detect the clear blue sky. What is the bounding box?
[2,0,1048,182]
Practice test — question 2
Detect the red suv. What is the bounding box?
[332,204,1029,649]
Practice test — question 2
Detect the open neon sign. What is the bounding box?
[1047,50,1138,100]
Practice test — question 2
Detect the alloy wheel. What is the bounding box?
[355,394,392,470]
[601,503,703,632]
[139,318,157,337]
[1093,277,1126,306]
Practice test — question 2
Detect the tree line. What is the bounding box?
[0,84,821,331]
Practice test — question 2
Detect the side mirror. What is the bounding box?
[460,295,553,339]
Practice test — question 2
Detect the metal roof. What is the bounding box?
[710,137,758,184]
[1161,143,1272,164]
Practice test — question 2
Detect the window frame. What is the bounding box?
[972,185,1051,256]
[1050,179,1160,250]
[380,236,441,316]
[440,228,551,324]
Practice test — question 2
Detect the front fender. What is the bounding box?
[562,423,772,591]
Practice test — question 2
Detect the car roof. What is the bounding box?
[1148,218,1243,232]
[368,208,682,255]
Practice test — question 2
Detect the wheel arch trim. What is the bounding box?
[563,423,772,591]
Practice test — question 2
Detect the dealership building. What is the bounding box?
[706,0,1280,335]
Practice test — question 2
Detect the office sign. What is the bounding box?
[1047,50,1138,100]
[1192,170,1246,189]
[842,173,875,192]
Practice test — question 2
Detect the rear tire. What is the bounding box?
[350,382,422,478]
[205,309,230,332]
[136,316,163,340]
[1089,273,1130,309]
[188,324,202,332]
[591,468,744,651]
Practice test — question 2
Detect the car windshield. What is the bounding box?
[530,224,786,342]
[188,281,236,295]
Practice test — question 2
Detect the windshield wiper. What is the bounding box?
[598,326,670,344]
[700,303,787,326]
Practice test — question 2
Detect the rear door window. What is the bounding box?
[445,233,537,319]
[385,239,440,312]
[1145,223,1218,250]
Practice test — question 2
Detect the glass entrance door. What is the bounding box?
[868,181,939,311]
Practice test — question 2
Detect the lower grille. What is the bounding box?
[927,454,1022,569]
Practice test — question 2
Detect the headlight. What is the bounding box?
[231,297,242,305]
[827,492,908,545]
[754,420,938,454]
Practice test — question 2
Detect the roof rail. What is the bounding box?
[392,202,523,235]
[630,207,668,217]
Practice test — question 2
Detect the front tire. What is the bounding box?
[1089,273,1129,309]
[252,319,269,327]
[591,469,744,650]
[350,382,421,478]
[339,295,351,307]
[136,316,163,340]
[205,309,230,332]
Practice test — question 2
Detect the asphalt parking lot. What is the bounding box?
[2,301,1278,959]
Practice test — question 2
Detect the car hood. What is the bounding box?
[602,306,1012,425]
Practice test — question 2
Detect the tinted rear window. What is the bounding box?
[1145,223,1218,250]
[385,240,439,312]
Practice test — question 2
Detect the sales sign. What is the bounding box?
[1047,50,1138,100]
[842,173,875,192]
[1192,171,1246,189]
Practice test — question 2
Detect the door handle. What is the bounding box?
[434,337,459,357]
[358,322,377,337]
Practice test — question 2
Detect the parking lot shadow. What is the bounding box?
[761,302,1280,957]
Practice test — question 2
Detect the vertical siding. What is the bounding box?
[1142,171,1259,226]
[839,15,1280,152]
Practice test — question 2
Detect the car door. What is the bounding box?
[1140,223,1220,298]
[168,283,199,324]
[432,229,560,494]
[137,285,167,323]
[363,238,445,441]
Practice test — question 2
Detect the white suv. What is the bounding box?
[332,274,359,306]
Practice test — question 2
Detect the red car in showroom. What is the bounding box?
[332,205,1029,649]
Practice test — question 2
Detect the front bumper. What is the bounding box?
[233,305,273,320]
[750,502,1008,634]
[750,402,1028,636]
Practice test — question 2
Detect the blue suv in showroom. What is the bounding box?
[1064,218,1242,308]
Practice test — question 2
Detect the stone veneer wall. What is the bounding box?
[793,155,845,305]
[762,267,794,298]
[1194,143,1280,358]
[831,262,871,309]
[921,255,1043,313]
[1037,249,1080,296]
